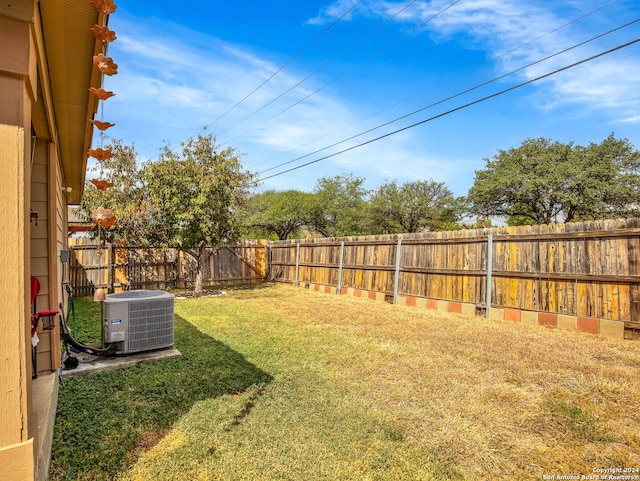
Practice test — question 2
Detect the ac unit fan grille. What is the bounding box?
[127,298,174,352]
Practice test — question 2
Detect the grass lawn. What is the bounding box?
[51,283,640,480]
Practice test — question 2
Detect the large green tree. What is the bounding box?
[242,189,316,240]
[467,135,640,225]
[367,179,460,233]
[144,134,253,296]
[311,174,369,237]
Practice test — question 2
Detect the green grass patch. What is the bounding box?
[67,296,102,344]
[50,305,271,480]
[544,399,614,443]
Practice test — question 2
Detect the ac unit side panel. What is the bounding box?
[104,302,129,344]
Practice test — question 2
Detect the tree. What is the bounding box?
[78,140,169,244]
[467,135,640,225]
[367,179,460,233]
[571,135,640,220]
[242,189,316,240]
[144,134,253,296]
[311,174,369,237]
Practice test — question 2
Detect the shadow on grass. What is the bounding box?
[50,314,272,481]
[170,281,276,295]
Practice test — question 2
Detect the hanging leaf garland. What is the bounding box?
[93,53,118,76]
[91,206,117,228]
[88,147,114,161]
[89,1,119,234]
[89,119,116,131]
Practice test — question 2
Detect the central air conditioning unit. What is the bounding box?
[104,290,174,354]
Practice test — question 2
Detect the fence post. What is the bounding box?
[109,242,115,292]
[485,234,493,318]
[266,244,272,281]
[295,242,300,285]
[393,237,403,304]
[337,241,345,295]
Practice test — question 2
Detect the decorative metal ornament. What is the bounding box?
[89,88,116,101]
[90,0,117,15]
[90,179,114,191]
[88,147,114,161]
[91,206,117,228]
[90,25,117,42]
[93,288,107,302]
[89,119,116,131]
[93,53,118,75]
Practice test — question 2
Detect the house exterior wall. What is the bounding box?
[2,1,105,478]
[30,139,64,374]
[0,4,37,481]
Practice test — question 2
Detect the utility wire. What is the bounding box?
[221,0,462,149]
[255,37,640,183]
[256,17,640,175]
[201,0,365,132]
[238,0,621,165]
[216,0,422,138]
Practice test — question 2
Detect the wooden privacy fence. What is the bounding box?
[68,238,267,296]
[269,218,640,339]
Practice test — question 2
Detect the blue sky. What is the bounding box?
[96,0,640,197]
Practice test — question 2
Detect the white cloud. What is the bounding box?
[306,0,363,25]
[620,115,640,124]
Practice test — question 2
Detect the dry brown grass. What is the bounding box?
[233,284,640,480]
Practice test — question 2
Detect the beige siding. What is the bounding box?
[0,11,37,481]
[51,143,65,370]
[30,139,65,374]
[0,77,31,451]
[0,439,34,481]
[30,139,52,373]
[0,118,30,448]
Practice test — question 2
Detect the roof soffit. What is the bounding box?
[38,0,106,204]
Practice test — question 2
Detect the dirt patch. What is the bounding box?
[127,429,169,464]
[173,289,226,299]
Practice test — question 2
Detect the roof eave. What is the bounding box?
[37,1,108,204]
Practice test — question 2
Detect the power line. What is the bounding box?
[221,0,462,149]
[255,37,640,184]
[235,0,619,165]
[216,0,423,138]
[256,17,640,176]
[201,0,365,132]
